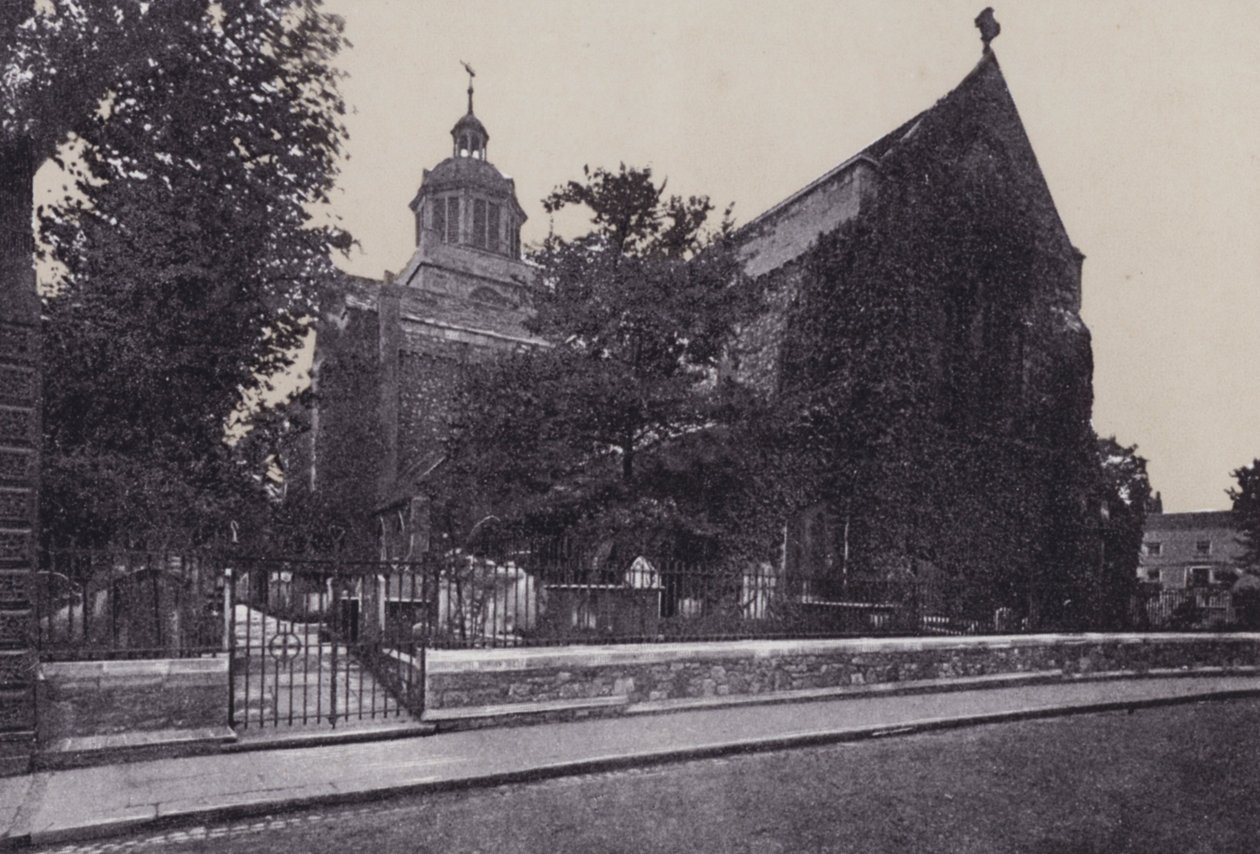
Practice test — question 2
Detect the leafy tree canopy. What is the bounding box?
[1229,459,1260,574]
[443,165,766,559]
[1094,436,1150,625]
[33,0,350,548]
[2,1,210,161]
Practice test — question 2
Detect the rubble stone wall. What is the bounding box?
[37,659,228,743]
[424,634,1260,726]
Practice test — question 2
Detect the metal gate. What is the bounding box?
[226,557,428,731]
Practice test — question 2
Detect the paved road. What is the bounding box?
[30,698,1260,853]
[6,674,1259,847]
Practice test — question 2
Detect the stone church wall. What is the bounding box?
[396,343,464,479]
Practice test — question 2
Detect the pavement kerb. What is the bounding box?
[223,722,436,754]
[9,683,1260,850]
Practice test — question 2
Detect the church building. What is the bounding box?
[286,73,545,558]
[295,16,1096,611]
[729,32,1095,600]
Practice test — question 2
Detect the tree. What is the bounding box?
[3,1,217,311]
[32,1,350,548]
[1229,460,1260,575]
[1094,437,1151,628]
[444,164,764,557]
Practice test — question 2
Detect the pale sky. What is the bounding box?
[230,2,1260,511]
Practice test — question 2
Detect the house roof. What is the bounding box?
[1140,511,1244,568]
[1144,511,1236,532]
[376,452,448,515]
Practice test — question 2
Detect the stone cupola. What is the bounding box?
[451,78,488,160]
[408,66,527,260]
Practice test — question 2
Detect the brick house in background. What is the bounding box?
[1139,511,1244,589]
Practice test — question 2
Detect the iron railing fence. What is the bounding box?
[34,547,1260,662]
[415,544,1069,649]
[36,548,225,661]
[1132,583,1260,631]
[413,542,1260,648]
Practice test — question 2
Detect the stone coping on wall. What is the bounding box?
[425,633,1260,674]
[38,657,228,688]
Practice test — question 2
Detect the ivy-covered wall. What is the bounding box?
[738,54,1098,625]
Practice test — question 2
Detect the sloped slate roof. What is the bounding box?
[893,53,1090,277]
[736,50,1076,259]
[1145,511,1236,532]
[396,285,539,343]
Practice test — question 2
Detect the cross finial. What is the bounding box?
[461,60,476,113]
[975,7,1000,53]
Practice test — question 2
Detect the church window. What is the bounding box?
[473,199,488,249]
[433,197,446,241]
[510,226,520,259]
[488,203,500,252]
[445,196,461,243]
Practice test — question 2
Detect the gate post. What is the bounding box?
[328,580,339,727]
[225,567,236,729]
[0,132,40,775]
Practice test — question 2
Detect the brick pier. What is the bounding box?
[0,135,40,774]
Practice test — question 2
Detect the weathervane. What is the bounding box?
[461,60,476,113]
[975,7,1000,53]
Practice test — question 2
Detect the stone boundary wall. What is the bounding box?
[37,659,229,745]
[423,634,1260,727]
